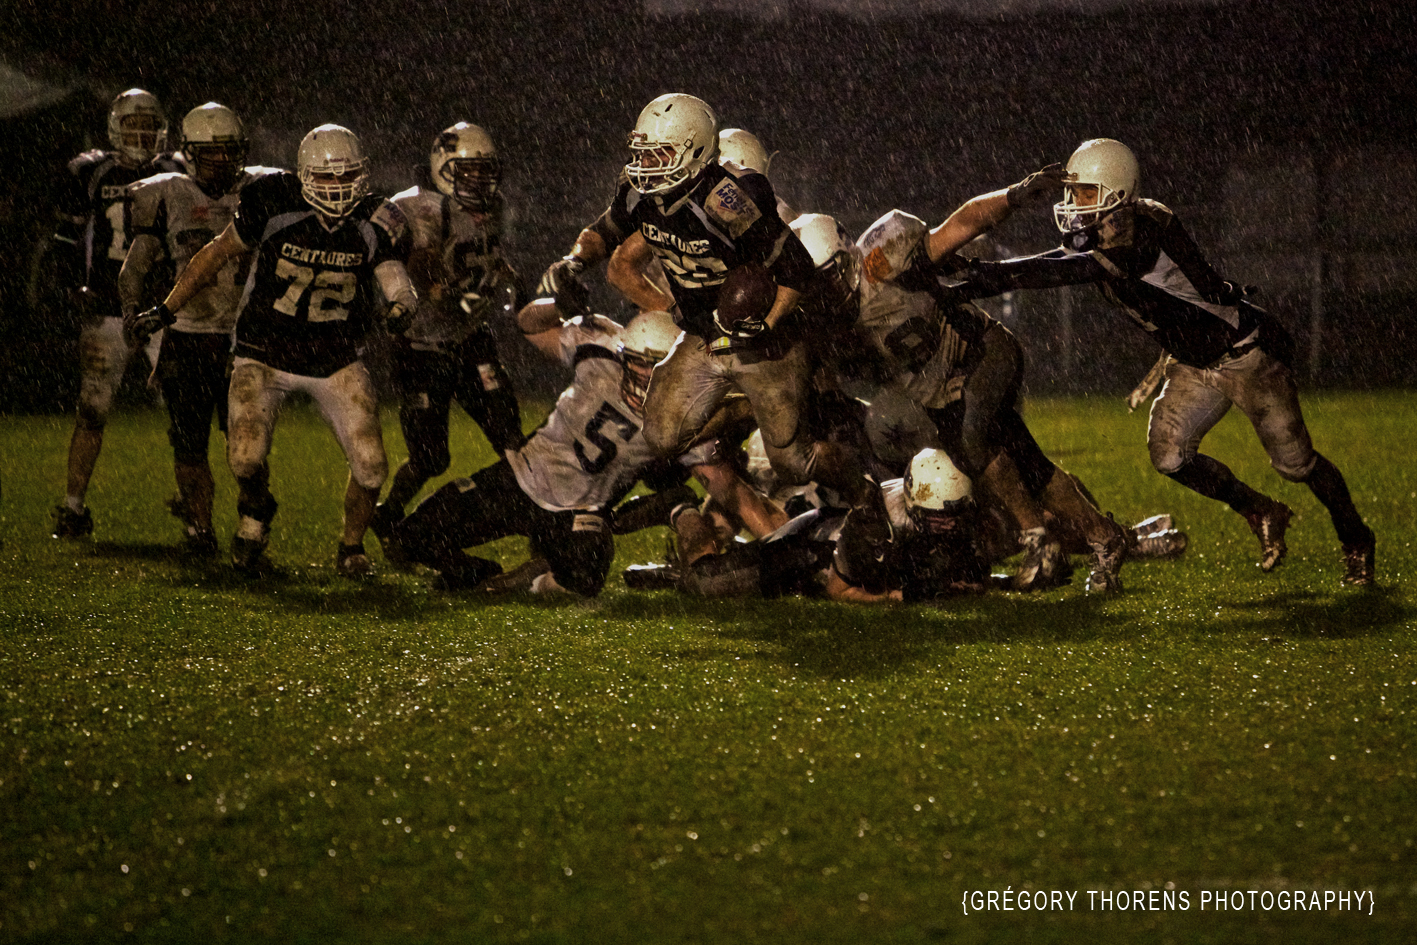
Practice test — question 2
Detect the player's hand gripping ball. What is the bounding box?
[714,261,777,340]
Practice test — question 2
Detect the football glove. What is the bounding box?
[1006,163,1067,208]
[459,290,493,327]
[712,310,771,345]
[385,301,413,335]
[124,301,175,346]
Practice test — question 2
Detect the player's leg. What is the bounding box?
[55,315,133,536]
[379,346,451,529]
[1224,350,1375,584]
[453,330,525,457]
[226,358,286,570]
[641,333,734,458]
[734,343,869,504]
[394,460,529,588]
[533,510,615,597]
[1148,357,1290,570]
[305,360,388,575]
[158,331,227,555]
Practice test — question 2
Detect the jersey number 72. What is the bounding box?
[273,257,358,322]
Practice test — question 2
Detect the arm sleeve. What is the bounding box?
[585,181,636,254]
[961,248,1113,299]
[1158,213,1235,304]
[374,260,417,310]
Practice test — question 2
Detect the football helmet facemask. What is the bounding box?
[618,310,680,416]
[108,89,168,166]
[182,103,248,192]
[625,93,718,197]
[717,128,774,176]
[790,213,861,321]
[431,122,502,211]
[1054,138,1140,233]
[297,124,370,218]
[904,448,974,535]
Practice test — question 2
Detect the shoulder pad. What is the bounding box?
[128,170,187,194]
[368,198,407,237]
[857,209,929,284]
[1133,198,1174,224]
[704,173,766,239]
[391,184,423,203]
[68,150,112,174]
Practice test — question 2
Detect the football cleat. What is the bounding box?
[182,528,220,558]
[51,505,94,539]
[1130,526,1189,560]
[1341,531,1376,587]
[369,503,410,569]
[480,557,553,593]
[336,543,374,579]
[431,555,503,592]
[1011,527,1070,592]
[1243,500,1292,572]
[230,535,268,573]
[622,563,682,592]
[1086,532,1127,595]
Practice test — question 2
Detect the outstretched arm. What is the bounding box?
[162,222,247,314]
[926,164,1067,262]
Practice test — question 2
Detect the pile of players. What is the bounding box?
[50,88,1376,602]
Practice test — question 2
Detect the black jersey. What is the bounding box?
[589,163,815,338]
[231,172,405,377]
[964,200,1261,367]
[53,150,185,300]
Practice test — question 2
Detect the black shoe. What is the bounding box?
[431,556,503,592]
[479,557,552,593]
[231,534,269,573]
[1341,531,1376,587]
[622,563,682,591]
[370,504,409,567]
[182,528,220,558]
[1086,531,1127,595]
[1012,528,1070,591]
[1244,500,1292,572]
[336,543,374,578]
[52,505,94,539]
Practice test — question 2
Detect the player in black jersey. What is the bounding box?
[959,138,1376,586]
[536,94,871,509]
[51,89,183,539]
[131,124,417,576]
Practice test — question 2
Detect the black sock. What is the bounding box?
[1165,454,1271,516]
[1303,453,1373,546]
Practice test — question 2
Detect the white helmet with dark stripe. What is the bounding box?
[297,124,369,218]
[1055,138,1140,232]
[108,89,167,165]
[625,93,718,196]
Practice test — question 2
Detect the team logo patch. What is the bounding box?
[705,179,761,239]
[572,513,606,534]
[370,200,407,241]
[863,246,893,284]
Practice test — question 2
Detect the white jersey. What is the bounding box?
[390,186,515,350]
[127,166,280,333]
[855,209,993,409]
[507,315,715,512]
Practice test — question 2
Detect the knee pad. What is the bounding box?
[1148,438,1191,477]
[1272,451,1317,483]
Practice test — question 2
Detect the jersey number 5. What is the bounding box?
[574,402,639,475]
[273,257,357,321]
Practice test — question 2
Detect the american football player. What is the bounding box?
[120,103,280,555]
[537,94,870,508]
[370,122,526,562]
[791,202,1129,595]
[959,138,1376,586]
[51,88,184,539]
[130,124,416,576]
[391,304,780,595]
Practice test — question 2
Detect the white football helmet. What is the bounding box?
[618,310,681,414]
[718,128,774,176]
[625,93,718,196]
[182,103,248,190]
[790,213,861,318]
[297,124,370,218]
[1054,138,1141,232]
[904,448,973,534]
[108,89,167,165]
[430,122,501,210]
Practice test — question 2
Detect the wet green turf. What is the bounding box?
[1,392,1413,943]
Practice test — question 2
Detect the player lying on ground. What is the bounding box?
[390,302,783,595]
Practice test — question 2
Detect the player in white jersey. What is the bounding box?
[371,123,525,558]
[51,88,183,539]
[121,103,280,555]
[393,301,785,594]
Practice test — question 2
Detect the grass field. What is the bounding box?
[1,391,1414,943]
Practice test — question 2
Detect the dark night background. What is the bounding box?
[2,0,1414,408]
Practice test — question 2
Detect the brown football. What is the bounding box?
[716,261,777,324]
